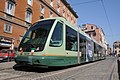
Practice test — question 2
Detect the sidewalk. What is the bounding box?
[0,61,16,70]
[117,57,120,80]
[111,59,119,80]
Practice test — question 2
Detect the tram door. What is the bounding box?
[79,35,86,63]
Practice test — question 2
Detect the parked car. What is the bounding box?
[0,49,16,62]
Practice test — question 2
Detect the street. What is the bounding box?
[117,57,120,80]
[0,57,119,80]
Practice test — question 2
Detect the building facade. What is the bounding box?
[113,41,120,56]
[107,44,112,56]
[0,0,78,50]
[81,24,107,54]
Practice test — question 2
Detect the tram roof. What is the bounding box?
[37,17,78,29]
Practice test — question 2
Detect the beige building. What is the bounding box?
[113,41,120,56]
[0,0,78,50]
[107,44,112,55]
[81,24,107,54]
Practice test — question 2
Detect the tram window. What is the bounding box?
[79,35,86,61]
[79,37,86,52]
[66,26,78,51]
[18,20,55,52]
[94,43,97,54]
[49,22,63,47]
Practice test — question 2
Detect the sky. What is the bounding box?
[67,0,120,48]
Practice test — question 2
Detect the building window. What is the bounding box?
[40,5,44,14]
[26,9,32,23]
[93,32,96,36]
[63,10,65,17]
[89,34,91,37]
[50,11,53,18]
[67,15,70,21]
[50,0,53,7]
[91,26,93,29]
[6,1,15,15]
[28,0,33,6]
[4,23,12,33]
[57,5,60,13]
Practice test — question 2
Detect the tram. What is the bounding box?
[15,17,106,67]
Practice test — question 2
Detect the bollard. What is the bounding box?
[8,51,10,62]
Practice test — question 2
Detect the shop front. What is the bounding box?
[0,36,14,50]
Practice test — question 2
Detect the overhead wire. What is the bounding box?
[100,0,113,34]
[71,0,101,6]
[69,0,101,26]
[100,0,114,43]
[69,0,114,44]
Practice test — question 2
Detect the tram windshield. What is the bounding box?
[18,20,55,52]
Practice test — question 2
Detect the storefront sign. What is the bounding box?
[0,42,11,47]
[0,36,12,47]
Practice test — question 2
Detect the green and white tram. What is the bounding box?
[15,17,105,67]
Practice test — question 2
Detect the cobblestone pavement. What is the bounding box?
[0,61,15,70]
[0,57,119,80]
[64,57,119,80]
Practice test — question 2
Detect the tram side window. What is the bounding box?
[94,43,97,54]
[66,26,78,51]
[49,22,63,47]
[79,37,86,53]
[99,46,102,57]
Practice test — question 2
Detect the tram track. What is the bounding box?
[63,63,100,80]
[0,60,100,80]
[0,69,34,80]
[23,60,101,80]
[0,58,116,80]
[62,57,115,80]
